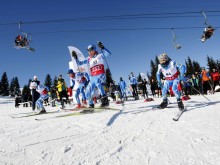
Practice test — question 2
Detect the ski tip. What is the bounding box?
[173,118,179,121]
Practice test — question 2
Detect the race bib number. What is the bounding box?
[90,64,105,76]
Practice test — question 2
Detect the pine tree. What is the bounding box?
[216,60,220,71]
[105,69,114,87]
[14,77,21,95]
[44,74,52,89]
[53,76,58,88]
[150,60,156,80]
[0,81,1,95]
[207,55,217,71]
[137,73,143,90]
[22,85,29,96]
[192,61,201,73]
[9,77,15,96]
[185,56,193,75]
[28,79,32,88]
[9,77,21,97]
[0,72,9,96]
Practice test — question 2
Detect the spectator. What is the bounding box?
[141,78,148,99]
[200,68,211,94]
[56,75,69,108]
[109,83,116,101]
[129,72,138,98]
[150,79,157,97]
[210,68,220,92]
[30,76,40,111]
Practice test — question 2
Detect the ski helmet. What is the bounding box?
[87,44,96,51]
[67,69,74,74]
[158,53,170,67]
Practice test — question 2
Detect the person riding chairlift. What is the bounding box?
[201,25,215,42]
[15,35,29,47]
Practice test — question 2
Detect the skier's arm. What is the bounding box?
[101,48,111,58]
[83,72,90,87]
[84,72,90,82]
[177,63,186,80]
[156,68,163,88]
[70,79,75,89]
[75,58,88,66]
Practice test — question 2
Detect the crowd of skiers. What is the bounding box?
[15,41,220,114]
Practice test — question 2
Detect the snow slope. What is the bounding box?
[0,93,220,165]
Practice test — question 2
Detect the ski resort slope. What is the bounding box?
[0,93,220,165]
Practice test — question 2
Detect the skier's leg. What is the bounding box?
[157,80,171,109]
[85,80,95,107]
[74,88,80,105]
[172,79,181,100]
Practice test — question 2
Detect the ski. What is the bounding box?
[35,108,103,121]
[10,111,59,118]
[35,107,120,121]
[173,108,187,121]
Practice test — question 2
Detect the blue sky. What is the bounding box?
[0,0,220,87]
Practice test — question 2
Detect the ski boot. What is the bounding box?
[177,99,184,111]
[157,99,168,109]
[38,108,46,114]
[89,104,94,108]
[82,100,87,105]
[100,95,109,108]
[74,104,82,109]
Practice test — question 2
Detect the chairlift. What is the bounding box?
[201,10,215,43]
[171,28,182,50]
[14,22,35,52]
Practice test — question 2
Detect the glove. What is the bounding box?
[97,41,105,49]
[158,81,163,88]
[71,51,78,60]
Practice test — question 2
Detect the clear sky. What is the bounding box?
[0,0,220,87]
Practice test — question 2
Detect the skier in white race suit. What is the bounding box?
[156,53,186,111]
[72,42,111,108]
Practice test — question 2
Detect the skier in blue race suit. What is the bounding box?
[119,77,127,101]
[67,69,90,109]
[36,84,50,113]
[156,53,186,111]
[72,42,111,108]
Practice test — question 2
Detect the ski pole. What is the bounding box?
[207,80,214,94]
[191,85,211,102]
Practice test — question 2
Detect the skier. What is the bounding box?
[156,53,186,111]
[201,25,215,42]
[35,83,50,113]
[129,72,138,99]
[150,79,157,97]
[67,69,90,109]
[141,78,148,99]
[118,77,127,101]
[73,41,111,108]
[56,75,69,108]
[15,35,29,47]
[30,76,40,111]
[109,83,116,101]
[200,67,211,94]
[210,68,220,92]
[15,35,22,46]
